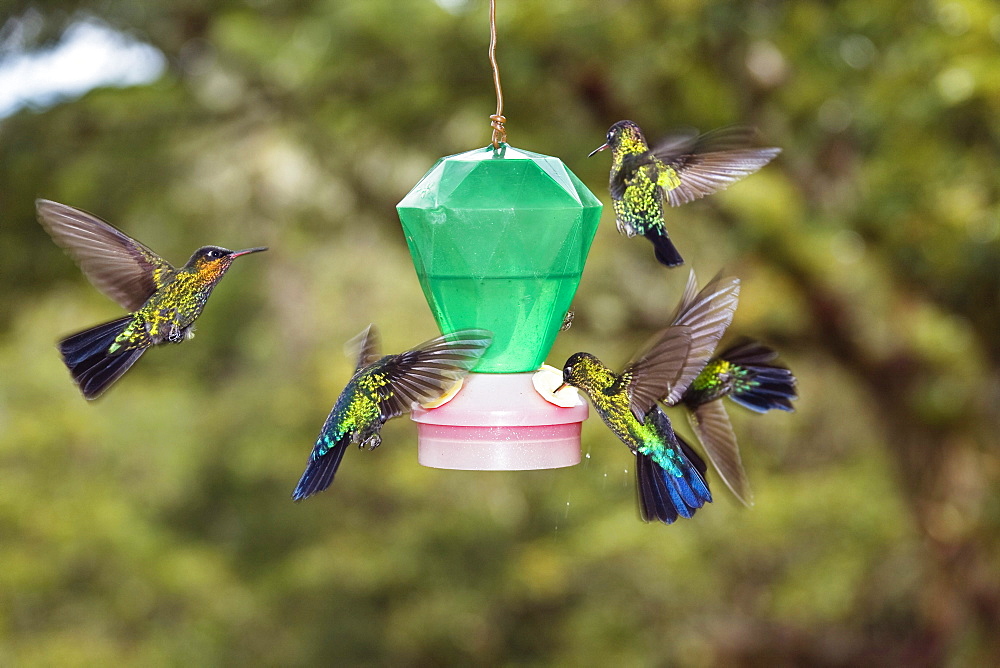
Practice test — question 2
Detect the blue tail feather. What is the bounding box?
[643,228,684,267]
[637,454,676,524]
[292,434,350,501]
[667,476,696,519]
[635,416,671,522]
[636,411,712,524]
[718,339,798,413]
[636,450,712,524]
[58,316,146,400]
[676,432,708,479]
[730,377,797,413]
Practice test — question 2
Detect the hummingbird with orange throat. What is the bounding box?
[36,199,267,399]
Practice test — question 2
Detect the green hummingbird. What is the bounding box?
[292,325,492,501]
[677,338,798,506]
[36,199,267,399]
[589,120,781,267]
[559,272,740,523]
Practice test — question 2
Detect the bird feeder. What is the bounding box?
[397,144,602,469]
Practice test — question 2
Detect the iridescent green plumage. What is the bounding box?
[560,272,741,524]
[677,339,798,506]
[589,120,781,267]
[562,352,694,481]
[685,357,743,405]
[292,326,492,501]
[36,199,267,399]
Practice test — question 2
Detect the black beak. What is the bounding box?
[588,143,609,158]
[555,382,569,393]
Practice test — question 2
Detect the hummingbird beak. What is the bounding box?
[588,143,609,157]
[229,246,268,258]
[555,382,569,393]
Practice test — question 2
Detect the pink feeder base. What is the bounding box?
[411,372,588,471]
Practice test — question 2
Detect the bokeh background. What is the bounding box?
[2,0,999,665]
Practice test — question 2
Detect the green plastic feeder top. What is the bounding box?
[397,144,602,373]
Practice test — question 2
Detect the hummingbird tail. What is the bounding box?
[292,434,350,501]
[58,316,147,400]
[636,435,712,524]
[643,228,684,267]
[718,340,798,413]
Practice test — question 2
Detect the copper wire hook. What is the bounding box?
[488,0,507,148]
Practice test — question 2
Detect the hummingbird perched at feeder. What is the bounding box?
[292,326,492,501]
[36,199,267,400]
[589,120,781,267]
[558,272,740,524]
[677,338,798,506]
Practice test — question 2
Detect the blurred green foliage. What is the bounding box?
[2,0,999,665]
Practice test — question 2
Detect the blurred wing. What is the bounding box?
[651,127,781,207]
[622,325,694,422]
[687,401,753,506]
[36,199,174,311]
[648,126,701,157]
[372,329,492,420]
[346,324,381,373]
[668,269,700,322]
[624,271,740,419]
[662,272,741,405]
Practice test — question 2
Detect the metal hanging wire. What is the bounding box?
[488,0,507,148]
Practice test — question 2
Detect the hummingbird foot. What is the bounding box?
[615,217,638,237]
[362,433,382,451]
[165,323,195,344]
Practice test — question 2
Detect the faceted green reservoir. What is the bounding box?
[397,145,603,373]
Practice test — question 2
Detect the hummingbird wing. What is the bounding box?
[620,325,694,422]
[686,400,754,506]
[650,126,781,207]
[36,200,175,311]
[370,329,492,420]
[346,324,382,373]
[622,271,740,420]
[661,271,741,406]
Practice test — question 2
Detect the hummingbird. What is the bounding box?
[589,120,781,267]
[292,325,492,501]
[677,338,798,506]
[36,199,267,399]
[559,271,740,524]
